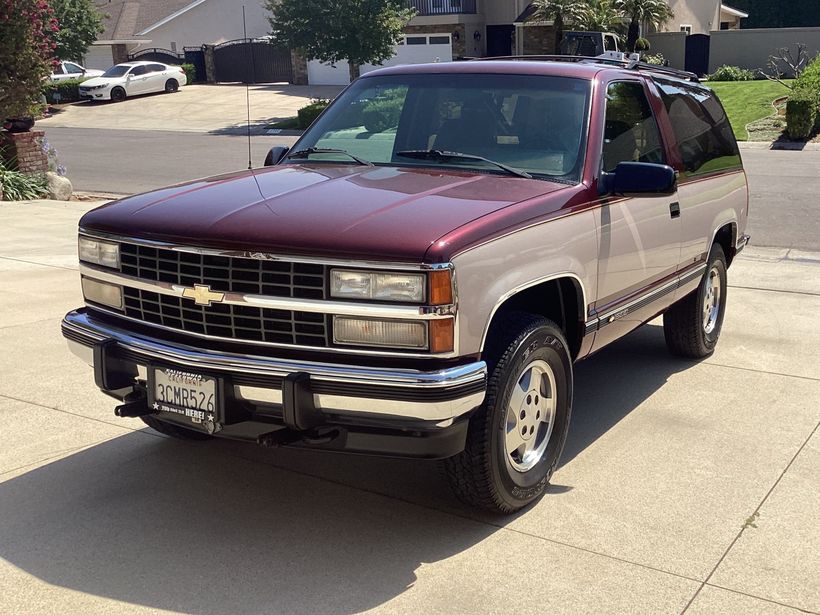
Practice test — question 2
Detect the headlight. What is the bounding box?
[333,317,428,349]
[82,84,106,91]
[81,277,123,309]
[79,236,119,269]
[330,269,425,302]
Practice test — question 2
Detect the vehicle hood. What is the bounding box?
[80,76,123,87]
[80,164,572,262]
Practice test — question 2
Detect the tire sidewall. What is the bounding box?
[488,324,572,509]
[111,87,125,102]
[165,79,178,92]
[700,247,728,350]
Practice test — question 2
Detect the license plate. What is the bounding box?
[151,367,218,424]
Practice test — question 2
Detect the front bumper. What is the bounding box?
[62,309,486,458]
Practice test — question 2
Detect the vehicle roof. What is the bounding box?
[364,59,707,91]
[114,61,161,67]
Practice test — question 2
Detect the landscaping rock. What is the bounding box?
[46,172,72,201]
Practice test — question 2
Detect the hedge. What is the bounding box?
[709,65,755,82]
[785,93,816,139]
[297,99,330,129]
[42,78,88,104]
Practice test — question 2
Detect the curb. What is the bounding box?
[739,141,820,151]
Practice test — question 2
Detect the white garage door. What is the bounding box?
[82,45,114,71]
[307,34,453,85]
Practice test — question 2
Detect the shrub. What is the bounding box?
[361,88,404,132]
[42,78,87,104]
[709,65,755,82]
[297,99,330,129]
[642,52,665,66]
[635,37,651,52]
[785,93,816,139]
[181,63,196,84]
[0,159,48,201]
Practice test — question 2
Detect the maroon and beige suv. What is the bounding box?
[63,57,749,513]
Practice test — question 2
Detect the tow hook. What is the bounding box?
[114,390,155,418]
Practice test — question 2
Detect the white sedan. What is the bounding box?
[50,61,104,82]
[78,61,187,102]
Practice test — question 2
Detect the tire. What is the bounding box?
[664,244,728,358]
[141,415,212,441]
[110,87,126,102]
[444,312,573,514]
[164,79,179,93]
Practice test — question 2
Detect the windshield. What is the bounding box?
[293,73,591,181]
[102,65,130,78]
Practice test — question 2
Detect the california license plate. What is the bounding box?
[150,367,218,424]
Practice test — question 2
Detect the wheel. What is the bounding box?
[110,87,126,102]
[141,415,212,441]
[164,79,179,93]
[664,244,728,358]
[444,313,573,514]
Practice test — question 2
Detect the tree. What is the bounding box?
[578,0,621,34]
[50,0,103,61]
[613,0,673,52]
[0,0,59,120]
[526,0,593,54]
[266,0,415,81]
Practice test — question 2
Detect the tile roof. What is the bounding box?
[97,0,197,41]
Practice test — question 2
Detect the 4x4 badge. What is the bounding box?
[182,284,225,306]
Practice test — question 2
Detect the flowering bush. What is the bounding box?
[39,135,66,175]
[0,0,60,120]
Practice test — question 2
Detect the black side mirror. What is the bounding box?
[264,145,290,167]
[600,162,676,197]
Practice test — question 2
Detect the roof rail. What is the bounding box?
[469,55,700,83]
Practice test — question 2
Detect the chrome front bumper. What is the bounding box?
[62,309,486,424]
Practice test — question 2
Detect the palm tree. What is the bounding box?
[579,0,621,33]
[613,0,674,52]
[526,0,593,54]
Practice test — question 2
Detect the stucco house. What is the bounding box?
[661,0,748,34]
[83,0,270,70]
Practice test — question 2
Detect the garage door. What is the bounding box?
[307,34,453,85]
[82,45,114,71]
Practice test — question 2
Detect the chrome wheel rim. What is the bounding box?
[702,265,721,335]
[504,359,557,473]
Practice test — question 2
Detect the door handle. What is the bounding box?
[670,202,681,219]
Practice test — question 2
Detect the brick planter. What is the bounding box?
[0,130,48,173]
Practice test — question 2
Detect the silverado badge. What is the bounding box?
[182,284,225,306]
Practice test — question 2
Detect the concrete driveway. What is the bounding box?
[0,201,818,614]
[37,84,345,133]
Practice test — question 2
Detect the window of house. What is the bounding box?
[602,81,666,173]
[429,36,450,45]
[680,25,692,35]
[406,36,427,45]
[656,80,741,177]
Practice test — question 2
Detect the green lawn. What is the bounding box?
[707,79,793,140]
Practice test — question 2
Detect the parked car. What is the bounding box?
[63,56,749,513]
[78,61,187,102]
[50,60,104,82]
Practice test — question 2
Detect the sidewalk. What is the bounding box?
[0,200,817,614]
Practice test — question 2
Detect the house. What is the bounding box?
[661,1,749,34]
[83,0,270,70]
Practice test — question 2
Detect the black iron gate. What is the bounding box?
[183,46,206,82]
[128,48,184,65]
[212,39,293,84]
[684,34,711,77]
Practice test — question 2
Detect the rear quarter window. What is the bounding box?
[655,80,742,178]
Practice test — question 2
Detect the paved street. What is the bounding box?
[44,125,820,251]
[0,200,818,614]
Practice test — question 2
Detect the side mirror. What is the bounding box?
[600,162,676,197]
[264,145,290,167]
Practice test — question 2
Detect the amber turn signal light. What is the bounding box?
[429,269,453,305]
[430,318,455,353]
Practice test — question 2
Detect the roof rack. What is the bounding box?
[468,55,701,83]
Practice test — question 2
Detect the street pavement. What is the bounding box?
[43,125,820,252]
[0,200,818,614]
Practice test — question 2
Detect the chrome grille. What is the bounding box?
[122,288,328,346]
[119,243,326,299]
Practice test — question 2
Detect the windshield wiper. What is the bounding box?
[395,149,532,179]
[287,147,372,166]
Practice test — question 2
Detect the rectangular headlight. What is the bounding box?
[78,236,119,269]
[330,269,425,302]
[81,277,123,310]
[333,316,428,349]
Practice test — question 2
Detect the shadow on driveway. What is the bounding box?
[0,323,692,613]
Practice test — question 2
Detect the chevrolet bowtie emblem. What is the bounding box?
[182,284,225,306]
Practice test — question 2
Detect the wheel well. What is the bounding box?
[714,223,737,266]
[484,278,584,360]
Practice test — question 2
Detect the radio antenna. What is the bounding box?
[243,5,253,170]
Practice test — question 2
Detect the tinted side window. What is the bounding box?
[148,64,165,72]
[130,65,147,76]
[656,80,741,177]
[602,81,665,173]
